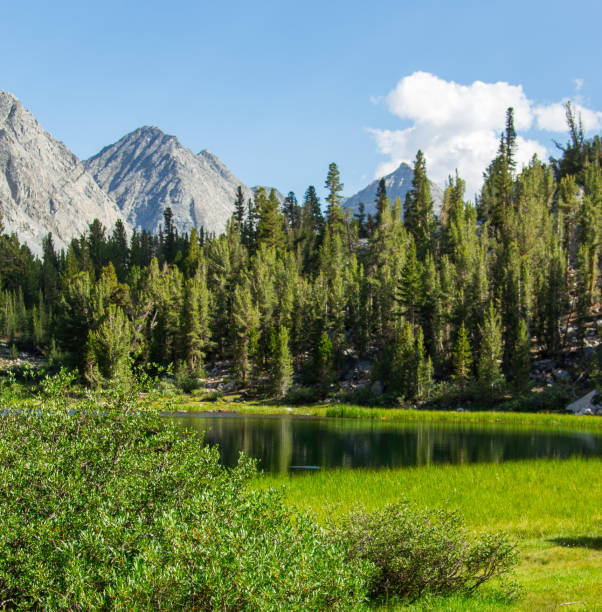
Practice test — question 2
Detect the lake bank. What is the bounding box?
[163,395,602,429]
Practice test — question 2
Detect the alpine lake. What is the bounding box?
[170,411,602,474]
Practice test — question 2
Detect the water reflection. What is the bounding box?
[171,413,602,474]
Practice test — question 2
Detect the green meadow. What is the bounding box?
[259,458,602,611]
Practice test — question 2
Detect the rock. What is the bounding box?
[371,381,384,396]
[552,369,571,382]
[0,90,127,255]
[534,359,556,372]
[566,390,599,415]
[85,126,253,237]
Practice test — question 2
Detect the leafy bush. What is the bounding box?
[201,389,224,402]
[284,385,323,405]
[330,501,517,602]
[0,372,369,610]
[174,360,203,393]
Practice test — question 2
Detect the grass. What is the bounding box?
[163,394,602,430]
[257,459,602,611]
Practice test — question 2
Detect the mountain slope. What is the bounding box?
[343,162,444,218]
[0,90,126,255]
[85,127,252,236]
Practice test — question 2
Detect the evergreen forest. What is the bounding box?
[2,105,602,407]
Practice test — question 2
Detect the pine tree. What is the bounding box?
[396,237,422,326]
[415,327,434,400]
[282,191,300,231]
[233,185,246,232]
[161,207,177,264]
[324,162,344,233]
[86,304,132,384]
[184,228,203,278]
[109,219,129,282]
[404,150,435,258]
[244,197,258,250]
[452,322,472,386]
[389,320,415,398]
[354,202,367,238]
[537,237,567,357]
[272,326,293,398]
[479,109,516,235]
[478,302,505,397]
[315,330,333,396]
[375,178,390,226]
[575,243,590,349]
[256,187,285,250]
[303,185,324,234]
[180,269,210,375]
[512,318,531,393]
[42,233,59,308]
[87,219,108,279]
[232,278,260,385]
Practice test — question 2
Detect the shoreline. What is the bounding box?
[159,397,602,430]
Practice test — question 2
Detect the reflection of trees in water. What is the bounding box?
[174,416,602,474]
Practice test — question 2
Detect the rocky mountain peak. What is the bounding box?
[86,128,253,236]
[0,90,126,256]
[343,161,444,218]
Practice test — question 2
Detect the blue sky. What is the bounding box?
[3,0,602,200]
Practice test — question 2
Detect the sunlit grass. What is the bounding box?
[257,459,602,610]
[259,458,601,535]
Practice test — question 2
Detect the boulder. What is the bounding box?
[566,390,599,415]
[552,369,571,382]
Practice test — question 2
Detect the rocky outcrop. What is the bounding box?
[343,162,444,219]
[85,127,253,236]
[0,90,126,255]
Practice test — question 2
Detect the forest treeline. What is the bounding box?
[1,105,601,402]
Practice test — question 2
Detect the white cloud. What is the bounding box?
[534,101,602,133]
[370,72,602,198]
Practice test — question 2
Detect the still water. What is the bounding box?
[171,412,602,474]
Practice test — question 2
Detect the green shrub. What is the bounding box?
[0,372,369,610]
[174,360,203,393]
[330,501,517,602]
[201,389,224,402]
[284,385,322,405]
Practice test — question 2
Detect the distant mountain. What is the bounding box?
[0,90,126,255]
[85,127,253,236]
[343,162,444,219]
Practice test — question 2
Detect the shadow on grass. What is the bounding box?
[548,537,602,550]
